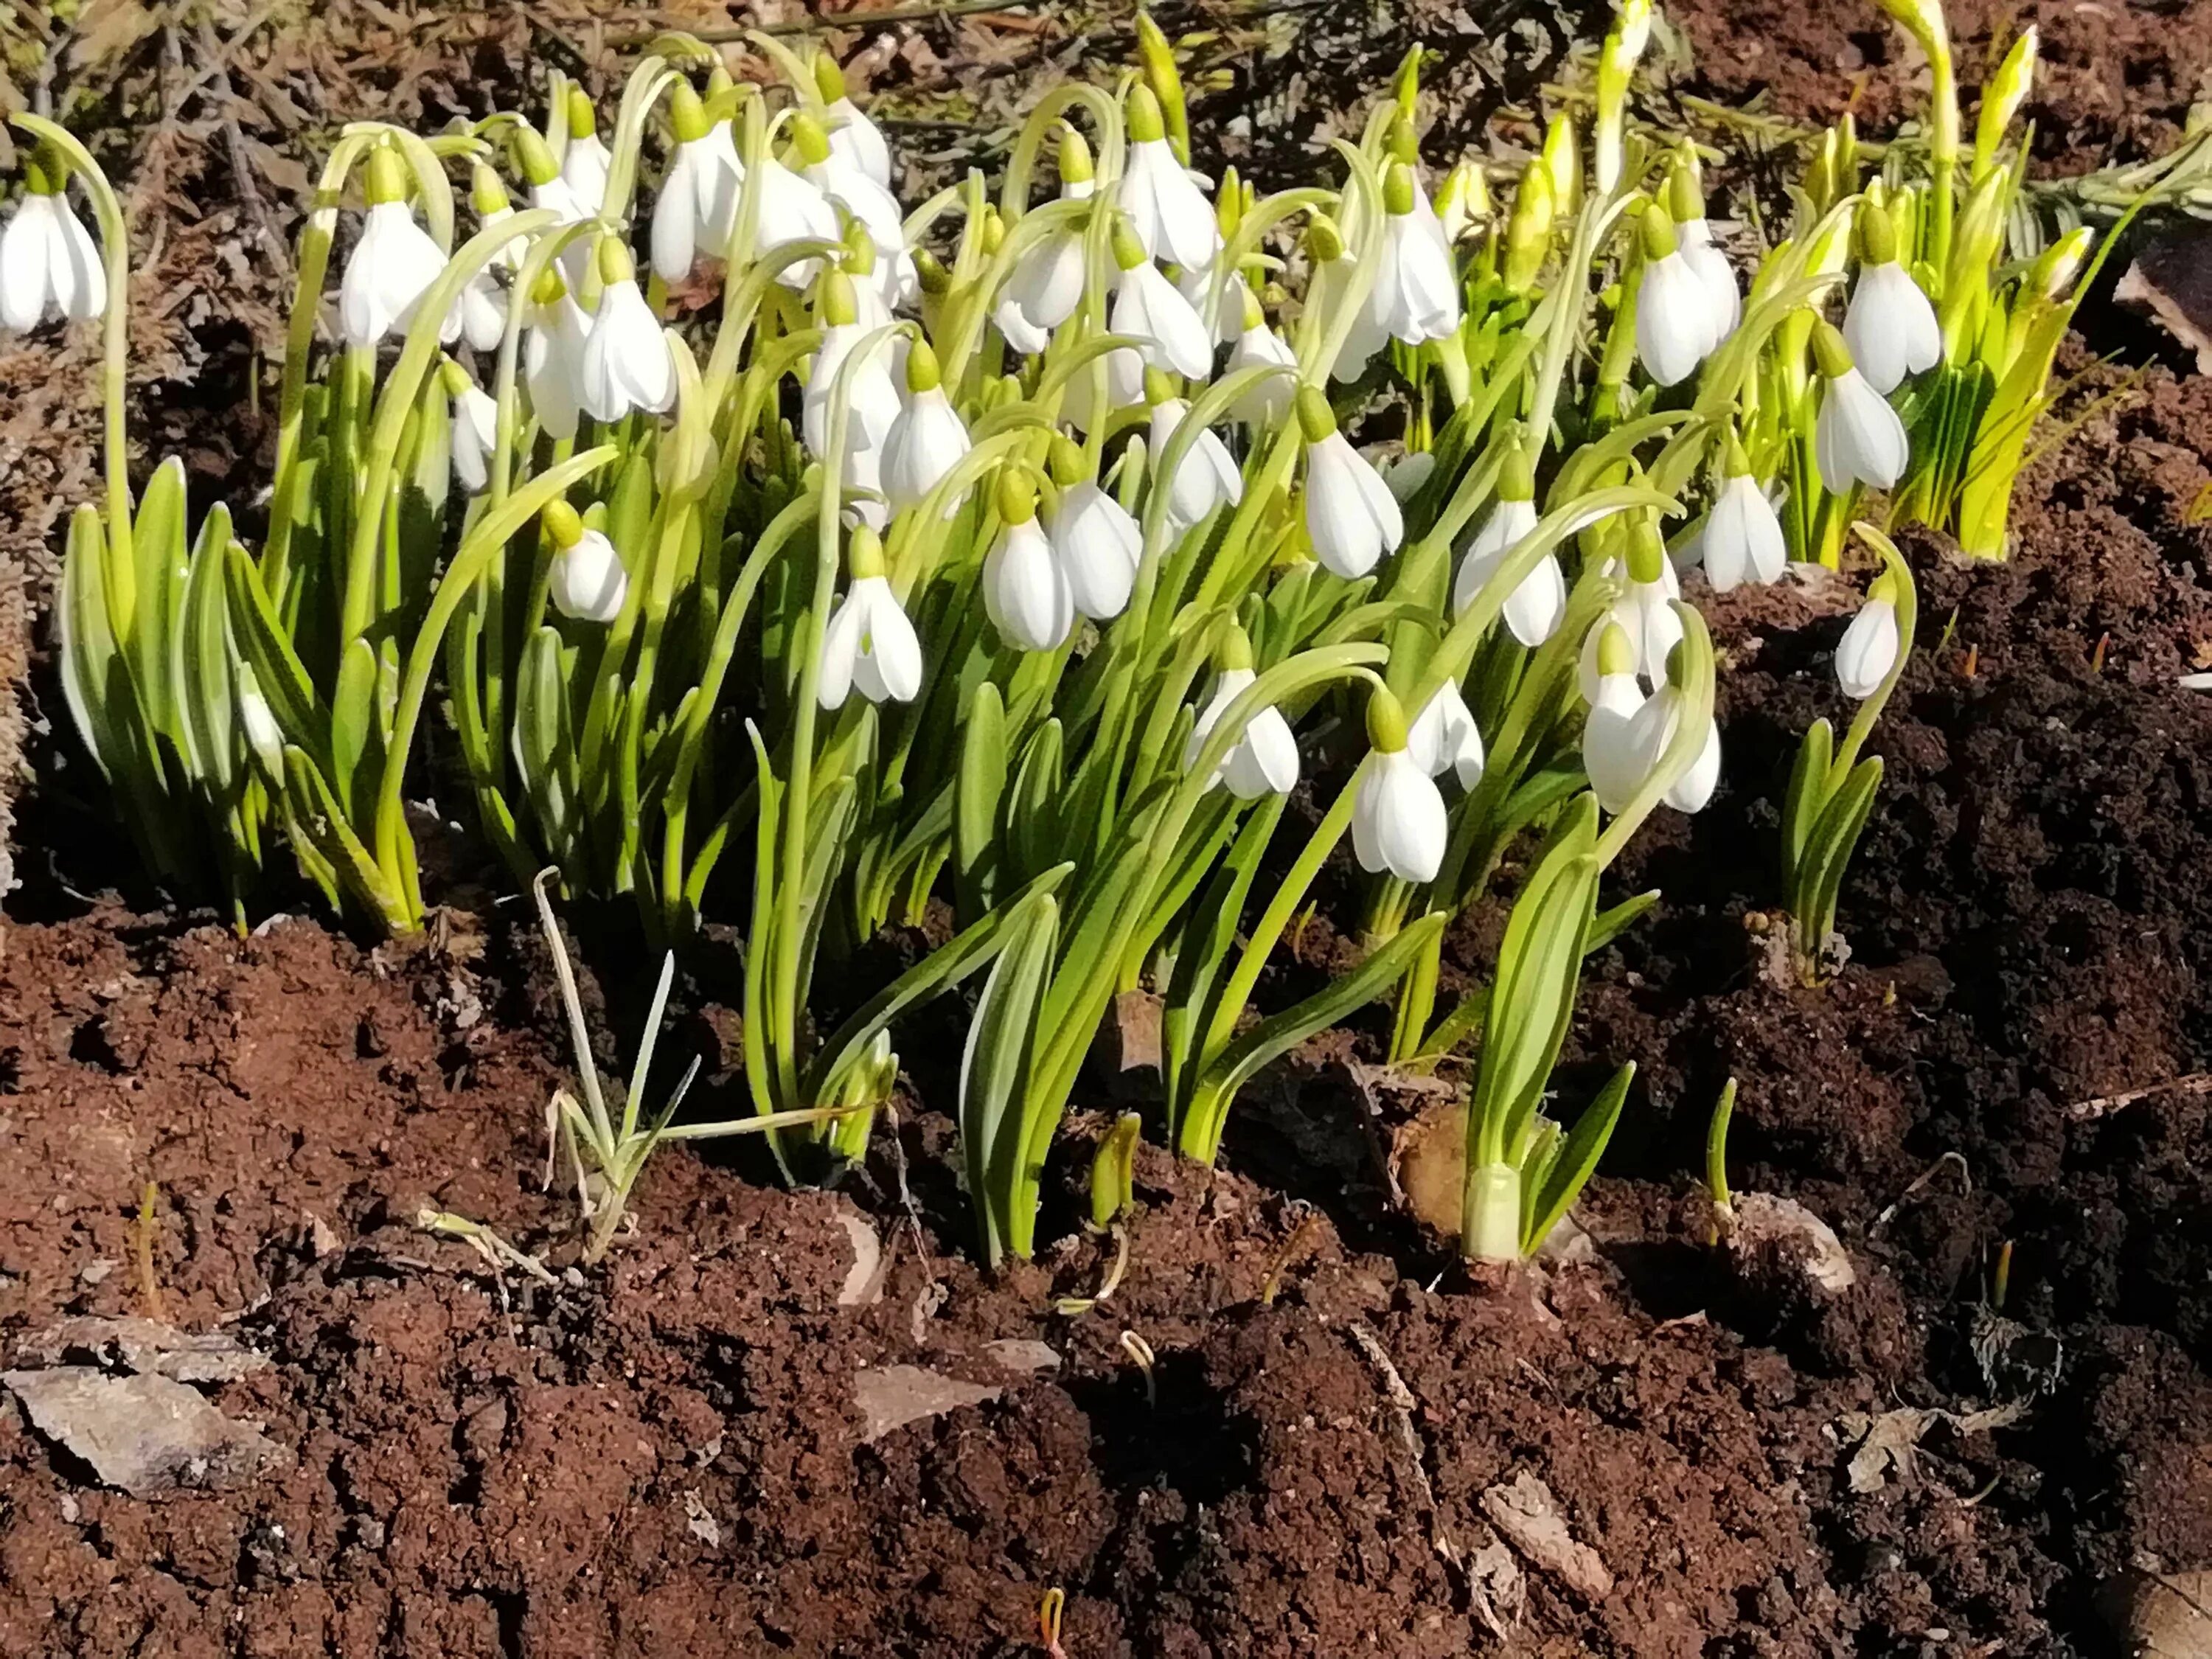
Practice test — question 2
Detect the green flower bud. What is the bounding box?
[847,521,887,579]
[790,111,832,167]
[995,466,1039,524]
[1810,319,1855,379]
[914,248,950,296]
[1625,515,1666,584]
[1110,211,1147,272]
[1048,432,1088,487]
[1383,162,1416,218]
[364,144,408,208]
[1127,83,1167,145]
[543,498,584,548]
[1304,212,1346,265]
[1217,622,1256,672]
[566,86,597,141]
[1057,123,1094,187]
[1498,437,1535,503]
[1294,384,1338,445]
[1503,159,1554,293]
[597,234,636,286]
[1594,620,1635,678]
[1365,686,1409,754]
[1142,365,1178,406]
[819,269,859,328]
[1541,113,1579,218]
[1854,197,1898,266]
[1638,202,1677,262]
[670,78,712,145]
[470,161,511,215]
[515,128,560,187]
[813,50,847,105]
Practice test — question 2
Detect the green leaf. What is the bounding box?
[1090,1111,1142,1229]
[1520,1061,1634,1255]
[225,543,327,768]
[1781,717,1834,885]
[801,862,1077,1107]
[1586,889,1659,955]
[1191,913,1449,1117]
[955,680,1007,923]
[1004,717,1066,887]
[130,456,189,740]
[172,507,238,796]
[1164,792,1285,1121]
[330,638,380,830]
[59,505,119,785]
[1796,755,1883,954]
[961,891,1060,1266]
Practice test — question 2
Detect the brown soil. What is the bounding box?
[8,1,2212,1656]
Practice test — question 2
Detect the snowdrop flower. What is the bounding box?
[456,164,523,353]
[1841,200,1940,394]
[803,272,902,465]
[818,526,922,708]
[444,361,499,496]
[1045,437,1141,622]
[1663,159,1739,341]
[338,145,451,349]
[1119,85,1219,271]
[524,268,591,441]
[757,125,842,290]
[1368,162,1461,346]
[1579,519,1683,698]
[1633,204,1719,389]
[800,113,914,308]
[982,470,1073,653]
[994,128,1094,353]
[559,88,611,215]
[652,80,743,284]
[512,129,592,288]
[238,669,286,778]
[1582,623,1657,814]
[1310,212,1388,386]
[580,239,676,422]
[1433,159,1488,248]
[1702,436,1787,592]
[1834,571,1902,699]
[1109,218,1214,380]
[1058,341,1147,434]
[543,501,628,625]
[1225,288,1297,427]
[0,148,103,332]
[1147,377,1243,530]
[1183,627,1299,799]
[1298,387,1403,580]
[1407,680,1486,790]
[815,52,893,191]
[1812,321,1910,492]
[1383,120,1452,265]
[1453,444,1565,647]
[1178,262,1247,349]
[1353,689,1447,883]
[882,343,971,515]
[1618,652,1720,815]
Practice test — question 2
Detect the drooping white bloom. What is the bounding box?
[239,679,285,776]
[550,528,628,624]
[1111,254,1216,380]
[805,147,916,308]
[448,375,499,495]
[1058,345,1147,434]
[1149,397,1243,529]
[1666,709,1722,813]
[1677,218,1740,340]
[459,264,510,354]
[1702,462,1787,592]
[652,88,744,283]
[1407,681,1486,790]
[1226,309,1297,427]
[1184,662,1301,799]
[1834,584,1901,699]
[1577,579,1681,700]
[1453,493,1565,647]
[804,282,903,465]
[1812,323,1910,492]
[1353,694,1447,883]
[1582,625,1655,814]
[1369,163,1462,345]
[1299,389,1402,580]
[818,539,922,709]
[1120,88,1219,271]
[814,53,894,189]
[524,280,591,441]
[1178,263,1247,348]
[756,144,842,289]
[0,163,103,332]
[339,149,451,348]
[1050,480,1142,622]
[1843,261,1941,395]
[559,90,612,215]
[983,515,1074,652]
[580,248,677,422]
[882,349,972,515]
[1635,203,1720,389]
[995,131,1093,352]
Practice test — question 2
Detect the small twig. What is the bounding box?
[416,1208,559,1287]
[2066,1071,2212,1123]
[133,1180,166,1324]
[1872,1150,1972,1232]
[1349,1321,1460,1571]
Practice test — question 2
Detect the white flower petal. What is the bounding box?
[1834,596,1899,698]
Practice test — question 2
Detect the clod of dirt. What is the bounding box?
[4,1366,289,1495]
[2101,1569,2212,1658]
[2117,226,2212,376]
[1838,1403,2027,1495]
[1113,988,1164,1074]
[17,1316,271,1384]
[1728,1190,1857,1293]
[852,1363,1004,1443]
[1479,1468,1615,1602]
[1392,1096,1464,1236]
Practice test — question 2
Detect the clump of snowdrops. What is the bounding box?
[10,0,2154,1265]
